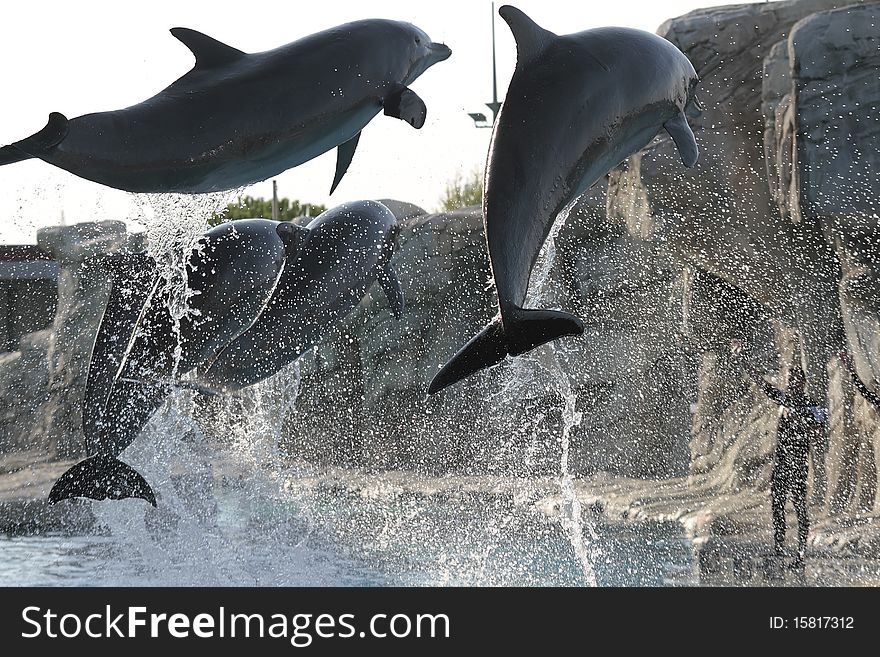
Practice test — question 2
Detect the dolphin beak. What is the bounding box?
[429,42,452,63]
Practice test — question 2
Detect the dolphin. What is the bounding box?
[0,21,451,194]
[200,200,402,390]
[427,5,700,395]
[48,201,403,506]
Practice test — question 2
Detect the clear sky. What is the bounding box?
[0,0,757,243]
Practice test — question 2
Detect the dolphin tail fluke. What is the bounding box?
[504,308,585,357]
[428,318,507,394]
[427,308,584,394]
[0,145,31,166]
[4,112,69,162]
[48,456,157,506]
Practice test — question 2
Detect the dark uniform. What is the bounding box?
[743,366,822,564]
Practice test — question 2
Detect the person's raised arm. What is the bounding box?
[730,339,786,405]
[839,351,880,409]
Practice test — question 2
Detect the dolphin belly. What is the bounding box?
[200,202,397,390]
[569,108,676,201]
[46,102,382,194]
[198,105,381,193]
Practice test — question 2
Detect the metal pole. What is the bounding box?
[491,2,497,114]
[487,2,501,123]
[272,180,279,221]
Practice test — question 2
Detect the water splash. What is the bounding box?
[78,191,339,585]
[525,201,598,586]
[81,356,330,585]
[128,191,241,374]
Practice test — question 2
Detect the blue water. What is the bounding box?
[0,471,694,587]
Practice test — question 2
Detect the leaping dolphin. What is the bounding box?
[0,21,451,194]
[428,5,701,394]
[48,201,403,506]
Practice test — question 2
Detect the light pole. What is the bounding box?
[469,2,501,129]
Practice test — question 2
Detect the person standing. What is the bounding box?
[730,339,823,570]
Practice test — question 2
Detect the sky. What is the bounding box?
[0,0,759,243]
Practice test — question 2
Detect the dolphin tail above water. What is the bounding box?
[48,456,157,506]
[427,308,584,394]
[0,112,69,165]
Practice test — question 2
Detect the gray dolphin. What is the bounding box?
[49,201,402,506]
[428,5,700,395]
[201,200,402,391]
[1,21,451,194]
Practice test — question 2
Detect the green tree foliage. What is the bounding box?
[211,196,326,225]
[438,168,483,212]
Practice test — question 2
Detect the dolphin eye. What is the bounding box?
[415,37,421,45]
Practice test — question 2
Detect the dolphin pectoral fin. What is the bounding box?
[172,380,225,397]
[383,86,427,129]
[378,264,405,319]
[330,132,361,194]
[428,318,508,395]
[9,112,69,157]
[685,94,703,119]
[505,308,585,356]
[664,112,699,168]
[276,221,310,256]
[48,456,156,506]
[170,27,246,69]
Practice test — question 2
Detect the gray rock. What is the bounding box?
[789,3,880,220]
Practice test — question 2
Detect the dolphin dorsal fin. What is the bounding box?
[170,27,246,69]
[498,5,556,65]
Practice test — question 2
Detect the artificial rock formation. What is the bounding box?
[604,0,879,522]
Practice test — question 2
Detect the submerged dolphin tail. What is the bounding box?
[2,112,69,164]
[48,456,156,506]
[427,308,584,394]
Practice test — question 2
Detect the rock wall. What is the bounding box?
[605,0,879,515]
[0,330,51,451]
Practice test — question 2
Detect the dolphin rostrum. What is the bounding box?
[48,201,403,506]
[428,5,700,394]
[0,21,451,194]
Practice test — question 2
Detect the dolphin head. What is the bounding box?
[290,200,403,322]
[390,22,452,84]
[302,201,397,277]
